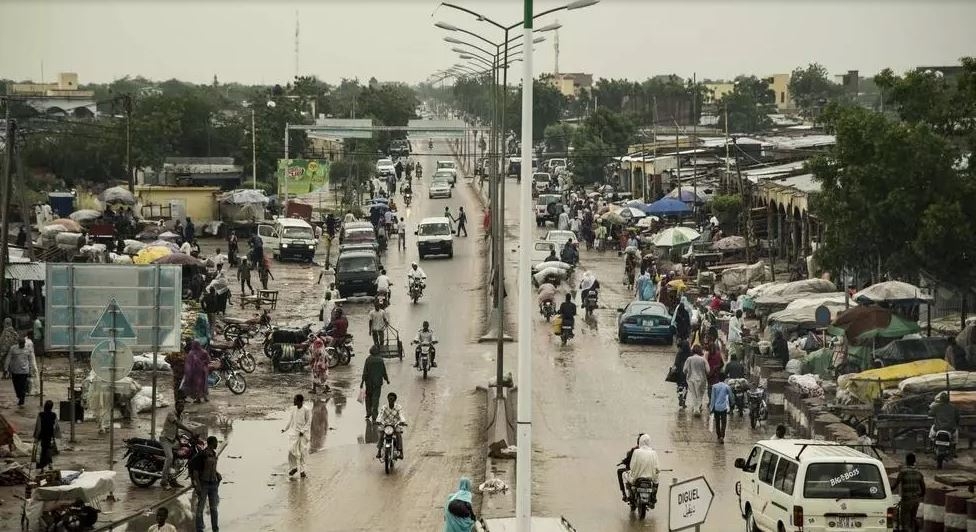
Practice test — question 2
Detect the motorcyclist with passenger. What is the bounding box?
[413,320,438,368]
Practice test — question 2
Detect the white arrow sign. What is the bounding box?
[669,476,714,531]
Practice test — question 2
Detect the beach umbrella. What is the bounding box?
[99,186,136,205]
[713,235,748,251]
[854,281,931,304]
[666,188,707,203]
[133,246,172,265]
[646,198,692,216]
[650,227,701,248]
[69,209,102,223]
[49,218,82,232]
[619,206,647,220]
[153,253,205,266]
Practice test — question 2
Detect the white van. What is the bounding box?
[415,216,454,259]
[735,439,895,532]
[257,217,317,262]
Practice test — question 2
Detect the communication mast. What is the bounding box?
[294,11,300,78]
[554,20,560,75]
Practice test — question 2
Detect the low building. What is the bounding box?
[9,72,97,117]
[140,157,243,188]
[765,73,794,111]
[134,185,221,224]
[306,133,344,162]
[547,72,593,98]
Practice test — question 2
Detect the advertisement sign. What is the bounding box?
[276,159,329,196]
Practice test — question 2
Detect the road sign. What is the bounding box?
[90,340,134,381]
[669,476,714,531]
[89,299,136,339]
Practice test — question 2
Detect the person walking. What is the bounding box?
[5,337,35,407]
[184,217,196,244]
[181,341,211,403]
[309,337,329,394]
[368,301,389,347]
[0,318,18,368]
[892,453,925,532]
[398,217,407,251]
[237,258,254,295]
[282,394,312,479]
[709,374,734,444]
[32,400,61,470]
[455,207,468,237]
[444,477,477,532]
[258,260,274,290]
[361,346,389,423]
[190,436,221,532]
[672,340,692,408]
[161,399,194,489]
[682,346,709,416]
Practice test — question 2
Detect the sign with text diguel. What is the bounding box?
[45,264,182,351]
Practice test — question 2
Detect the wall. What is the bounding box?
[134,186,220,223]
[766,73,793,111]
[705,82,735,103]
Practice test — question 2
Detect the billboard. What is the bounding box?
[276,159,330,196]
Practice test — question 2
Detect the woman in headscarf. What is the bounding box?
[672,296,691,343]
[181,341,211,403]
[705,338,725,387]
[444,477,476,532]
[0,318,18,371]
[635,269,655,301]
[192,314,211,347]
[672,340,692,408]
[309,337,330,394]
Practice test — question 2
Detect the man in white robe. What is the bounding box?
[282,393,312,478]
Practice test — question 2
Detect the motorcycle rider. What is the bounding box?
[413,320,438,368]
[376,392,407,459]
[407,262,427,294]
[376,269,392,303]
[929,391,960,443]
[326,307,349,342]
[616,433,646,501]
[558,293,577,338]
[625,434,660,501]
[161,400,195,489]
[537,282,557,314]
[560,239,579,266]
[579,269,600,305]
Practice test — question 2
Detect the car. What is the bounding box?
[433,169,457,184]
[257,217,317,262]
[616,300,673,344]
[436,160,457,172]
[429,178,453,199]
[535,194,562,226]
[390,139,410,157]
[335,250,382,297]
[376,158,396,176]
[416,217,454,259]
[338,227,379,253]
[734,440,895,532]
[340,221,374,242]
[532,172,552,194]
[544,230,576,249]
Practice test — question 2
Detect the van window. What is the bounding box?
[283,227,313,239]
[803,463,887,500]
[758,451,779,485]
[773,459,799,495]
[337,256,377,273]
[418,223,452,236]
[743,446,761,473]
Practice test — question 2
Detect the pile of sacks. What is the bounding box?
[788,373,824,398]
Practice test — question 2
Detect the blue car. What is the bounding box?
[617,301,673,344]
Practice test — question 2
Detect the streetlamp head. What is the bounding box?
[536,22,562,32]
[451,47,468,54]
[566,0,600,10]
[444,37,463,44]
[459,54,475,60]
[435,21,459,31]
[532,36,546,44]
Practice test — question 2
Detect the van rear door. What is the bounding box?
[258,224,278,252]
[799,461,892,530]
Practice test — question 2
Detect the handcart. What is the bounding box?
[376,323,404,360]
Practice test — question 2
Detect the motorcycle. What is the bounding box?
[380,422,407,474]
[747,384,769,429]
[932,429,956,469]
[123,432,204,488]
[217,310,271,343]
[404,192,412,207]
[413,339,437,379]
[376,290,391,308]
[209,348,248,394]
[428,140,433,149]
[582,290,599,318]
[677,383,688,408]
[729,378,749,417]
[263,324,313,359]
[540,300,555,322]
[211,336,254,374]
[560,323,574,346]
[625,477,659,520]
[325,334,355,368]
[408,278,425,304]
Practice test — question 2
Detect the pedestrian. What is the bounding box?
[258,257,274,290]
[672,297,691,343]
[161,399,194,489]
[32,315,43,357]
[201,288,219,336]
[456,206,468,237]
[190,436,221,532]
[237,258,254,295]
[398,217,407,251]
[635,268,655,301]
[15,225,27,247]
[772,330,790,368]
[557,210,569,231]
[184,217,195,243]
[892,453,925,532]
[682,346,709,416]
[705,340,724,388]
[181,340,211,403]
[444,477,476,532]
[569,216,581,241]
[595,224,607,251]
[727,309,744,359]
[174,219,184,239]
[368,300,389,347]
[313,223,322,243]
[0,317,18,368]
[361,345,389,423]
[672,340,691,408]
[771,424,787,440]
[148,507,178,532]
[309,337,329,394]
[5,337,35,407]
[282,393,312,479]
[32,400,61,469]
[227,231,239,266]
[709,374,733,443]
[165,351,186,401]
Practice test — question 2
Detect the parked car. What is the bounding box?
[376,158,396,177]
[616,301,672,344]
[734,439,894,532]
[335,250,382,297]
[532,172,553,195]
[429,177,453,199]
[416,217,454,259]
[257,217,316,262]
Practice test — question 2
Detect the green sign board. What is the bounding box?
[276,159,329,196]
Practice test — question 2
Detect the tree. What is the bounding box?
[570,109,635,184]
[719,76,775,133]
[874,57,976,137]
[544,122,575,154]
[789,63,843,117]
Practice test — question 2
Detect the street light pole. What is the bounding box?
[251,107,257,189]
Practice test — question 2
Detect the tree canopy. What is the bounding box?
[718,76,775,133]
[788,63,843,118]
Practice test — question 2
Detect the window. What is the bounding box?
[773,459,799,495]
[743,446,761,473]
[803,463,887,500]
[758,451,779,485]
[780,92,785,103]
[418,223,452,236]
[283,227,313,239]
[337,256,377,273]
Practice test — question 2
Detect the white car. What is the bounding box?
[545,230,577,249]
[429,178,452,199]
[416,217,454,259]
[436,160,457,172]
[433,169,457,184]
[376,158,396,176]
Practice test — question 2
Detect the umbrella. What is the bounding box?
[624,199,646,209]
[135,225,163,240]
[133,246,172,265]
[636,216,661,228]
[152,253,205,266]
[49,218,82,232]
[599,211,625,225]
[148,240,181,252]
[369,203,390,213]
[712,235,748,251]
[828,305,920,343]
[99,186,136,205]
[646,198,692,216]
[157,231,181,241]
[667,279,688,291]
[854,281,931,304]
[69,209,102,223]
[666,188,706,203]
[618,207,647,220]
[650,227,701,248]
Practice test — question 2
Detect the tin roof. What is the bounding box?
[5,262,46,281]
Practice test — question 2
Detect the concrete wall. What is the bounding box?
[135,186,220,223]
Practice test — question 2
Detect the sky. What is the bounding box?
[1,0,974,86]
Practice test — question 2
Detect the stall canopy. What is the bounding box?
[4,262,46,281]
[828,305,920,344]
[854,280,931,304]
[753,279,838,308]
[645,198,692,216]
[873,337,949,365]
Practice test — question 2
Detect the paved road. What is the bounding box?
[497,182,777,532]
[214,137,493,531]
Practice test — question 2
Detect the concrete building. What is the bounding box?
[765,73,793,111]
[547,73,593,98]
[135,185,221,223]
[9,73,97,117]
[704,82,735,104]
[306,133,345,162]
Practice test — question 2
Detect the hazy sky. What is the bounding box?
[2,0,974,86]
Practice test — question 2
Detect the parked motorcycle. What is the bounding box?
[380,422,407,474]
[747,384,769,429]
[583,290,599,318]
[729,379,749,417]
[209,348,248,394]
[123,433,204,487]
[409,278,425,304]
[540,300,555,322]
[219,310,271,343]
[413,339,437,379]
[325,334,355,368]
[263,324,313,358]
[211,336,254,374]
[625,477,659,520]
[932,429,956,469]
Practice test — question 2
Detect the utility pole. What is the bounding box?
[124,95,133,192]
[251,108,257,189]
[692,73,698,218]
[0,107,15,321]
[724,102,730,194]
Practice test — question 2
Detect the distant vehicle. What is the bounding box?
[428,177,453,199]
[340,221,374,242]
[338,227,379,253]
[257,218,316,262]
[335,250,381,297]
[436,160,456,171]
[433,169,456,185]
[545,157,567,171]
[507,156,539,177]
[535,193,561,226]
[616,301,672,344]
[376,158,396,177]
[532,172,553,194]
[544,230,576,249]
[389,139,411,157]
[416,217,454,259]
